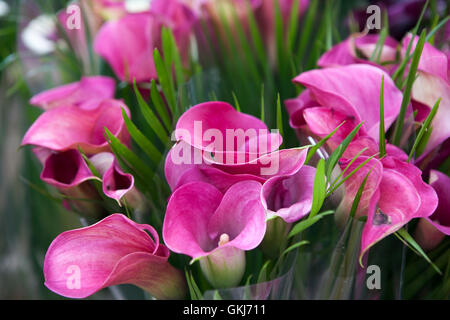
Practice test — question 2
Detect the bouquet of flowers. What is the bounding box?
[3,0,449,300]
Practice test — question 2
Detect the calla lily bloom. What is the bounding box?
[359,157,438,261]
[401,34,450,157]
[163,181,266,288]
[261,151,314,223]
[341,135,408,162]
[44,214,186,299]
[336,148,438,262]
[29,76,116,110]
[167,101,307,193]
[94,4,193,82]
[289,64,403,148]
[22,99,130,155]
[165,141,308,193]
[415,170,450,251]
[90,152,143,208]
[175,101,282,166]
[94,13,159,82]
[40,149,103,217]
[318,34,399,70]
[259,160,315,258]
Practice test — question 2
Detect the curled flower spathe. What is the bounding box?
[288,64,403,149]
[163,180,266,288]
[90,152,144,209]
[415,170,450,251]
[44,214,186,299]
[29,76,116,110]
[21,99,130,155]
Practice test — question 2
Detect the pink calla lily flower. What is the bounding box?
[22,99,130,155]
[165,141,308,193]
[44,214,186,299]
[29,76,116,110]
[175,101,282,159]
[359,157,438,261]
[318,34,399,70]
[40,149,103,217]
[163,180,266,288]
[41,149,99,189]
[401,34,450,157]
[289,64,403,148]
[90,152,143,208]
[335,136,438,260]
[174,101,282,168]
[336,142,438,262]
[260,148,315,223]
[94,4,193,82]
[94,13,159,82]
[415,170,450,250]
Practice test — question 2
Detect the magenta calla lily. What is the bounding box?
[290,64,403,146]
[318,34,399,70]
[261,149,315,223]
[44,214,186,299]
[341,135,408,162]
[22,99,130,155]
[89,152,138,206]
[163,180,266,258]
[40,149,103,217]
[41,149,99,189]
[163,180,266,287]
[335,136,438,260]
[337,153,438,262]
[427,170,450,235]
[29,76,116,110]
[175,101,282,161]
[94,13,158,82]
[415,170,450,251]
[360,158,438,261]
[402,34,450,157]
[165,140,309,193]
[94,5,193,82]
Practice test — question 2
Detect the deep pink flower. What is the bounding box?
[415,170,450,250]
[288,64,403,149]
[341,135,408,162]
[94,13,159,82]
[318,34,399,70]
[22,99,130,155]
[166,101,308,193]
[165,141,308,193]
[40,149,103,217]
[175,101,282,160]
[94,2,194,82]
[335,138,438,261]
[163,180,266,288]
[89,152,142,208]
[401,34,450,157]
[29,76,115,110]
[44,214,186,299]
[359,157,438,260]
[261,157,315,223]
[39,149,141,214]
